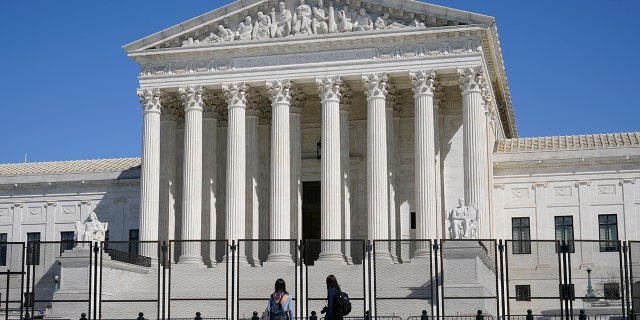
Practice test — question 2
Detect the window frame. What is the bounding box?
[512,217,531,254]
[554,216,575,253]
[598,214,619,252]
[515,284,531,301]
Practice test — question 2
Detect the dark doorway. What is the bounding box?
[302,181,321,264]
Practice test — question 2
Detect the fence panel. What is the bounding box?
[169,240,228,319]
[374,239,433,319]
[441,239,499,317]
[304,239,366,319]
[24,241,93,319]
[628,241,640,319]
[567,240,625,317]
[0,242,24,320]
[99,241,160,319]
[237,240,298,320]
[504,240,562,317]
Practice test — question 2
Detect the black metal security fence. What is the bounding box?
[0,239,638,320]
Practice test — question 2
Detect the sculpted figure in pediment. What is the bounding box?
[375,12,406,29]
[311,0,333,34]
[207,24,235,42]
[271,2,292,37]
[293,0,313,35]
[253,11,273,39]
[353,8,373,31]
[336,5,353,32]
[236,16,253,40]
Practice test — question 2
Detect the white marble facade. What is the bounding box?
[0,0,638,253]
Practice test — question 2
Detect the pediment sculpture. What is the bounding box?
[74,212,108,248]
[182,0,426,47]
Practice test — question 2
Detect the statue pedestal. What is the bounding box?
[51,248,97,318]
[441,241,497,315]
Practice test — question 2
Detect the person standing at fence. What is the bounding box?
[476,310,484,320]
[322,275,343,320]
[526,309,534,320]
[579,309,587,320]
[262,278,294,320]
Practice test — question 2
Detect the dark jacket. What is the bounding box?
[326,288,343,320]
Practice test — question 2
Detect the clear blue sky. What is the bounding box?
[0,1,638,164]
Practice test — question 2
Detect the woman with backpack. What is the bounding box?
[262,278,294,320]
[323,274,343,320]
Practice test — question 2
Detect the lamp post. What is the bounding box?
[585,266,596,298]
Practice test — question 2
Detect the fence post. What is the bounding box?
[432,240,439,319]
[498,240,506,318]
[366,240,372,319]
[231,240,236,320]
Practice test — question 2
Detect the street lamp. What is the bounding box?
[585,266,596,298]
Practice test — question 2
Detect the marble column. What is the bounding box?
[178,85,204,264]
[137,88,161,255]
[458,66,491,239]
[386,84,399,261]
[159,94,180,250]
[266,79,292,262]
[202,92,219,266]
[245,91,264,265]
[290,88,305,241]
[316,75,343,261]
[222,82,249,264]
[410,70,438,255]
[339,85,353,263]
[362,73,391,260]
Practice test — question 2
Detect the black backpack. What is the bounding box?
[270,294,287,320]
[334,289,352,316]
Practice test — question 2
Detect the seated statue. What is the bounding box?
[447,198,477,239]
[74,212,108,248]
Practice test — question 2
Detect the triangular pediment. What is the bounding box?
[123,0,494,52]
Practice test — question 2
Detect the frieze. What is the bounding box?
[139,38,480,78]
[553,186,572,198]
[597,184,616,195]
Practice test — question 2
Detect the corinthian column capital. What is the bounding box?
[410,70,437,96]
[290,87,306,114]
[457,66,486,92]
[339,84,353,111]
[266,79,292,104]
[316,75,342,102]
[137,88,162,113]
[222,82,249,108]
[362,73,388,99]
[179,85,205,111]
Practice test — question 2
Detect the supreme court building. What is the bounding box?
[1,0,639,259]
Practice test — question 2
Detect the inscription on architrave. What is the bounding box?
[234,49,374,69]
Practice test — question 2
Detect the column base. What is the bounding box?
[318,251,346,263]
[177,255,205,266]
[266,252,295,265]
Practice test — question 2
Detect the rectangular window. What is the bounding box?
[60,231,75,255]
[410,212,416,230]
[129,229,139,255]
[599,215,619,252]
[26,232,41,265]
[515,285,531,301]
[512,218,531,254]
[555,216,575,253]
[0,233,7,266]
[604,283,620,300]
